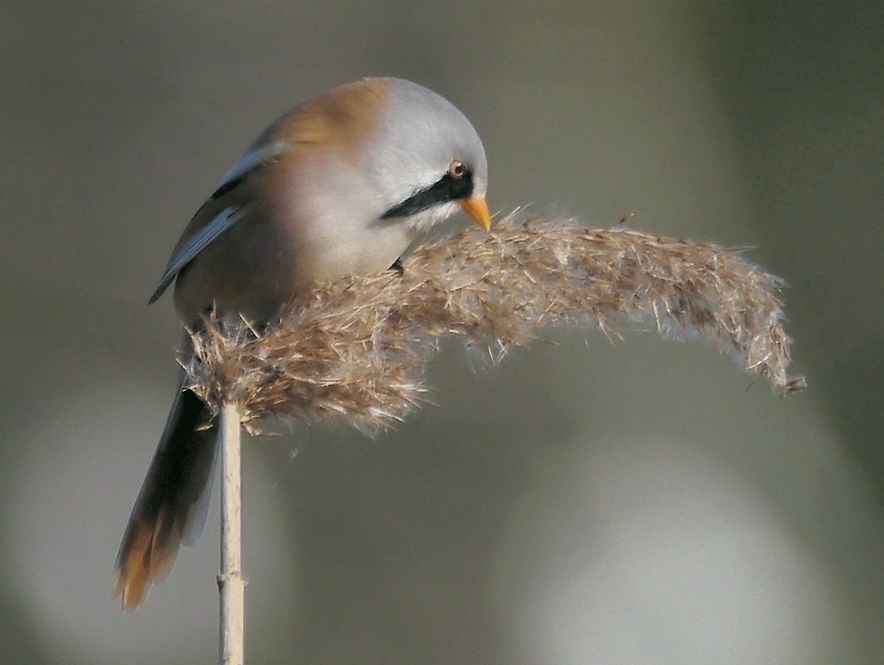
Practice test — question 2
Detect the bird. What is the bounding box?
[113,77,491,610]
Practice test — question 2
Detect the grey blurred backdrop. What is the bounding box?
[1,1,882,664]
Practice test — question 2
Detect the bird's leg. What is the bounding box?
[389,257,405,276]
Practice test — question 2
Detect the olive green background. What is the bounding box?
[1,1,882,663]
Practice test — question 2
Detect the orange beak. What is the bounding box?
[460,195,492,231]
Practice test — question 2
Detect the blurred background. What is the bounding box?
[1,1,882,663]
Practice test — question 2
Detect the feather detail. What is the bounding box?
[114,359,218,610]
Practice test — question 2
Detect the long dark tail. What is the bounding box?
[113,361,218,610]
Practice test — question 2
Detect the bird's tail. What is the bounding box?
[113,346,218,610]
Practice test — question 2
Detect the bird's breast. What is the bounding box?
[173,151,413,325]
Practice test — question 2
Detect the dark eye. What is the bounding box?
[448,160,466,178]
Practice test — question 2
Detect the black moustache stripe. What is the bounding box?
[381,170,474,219]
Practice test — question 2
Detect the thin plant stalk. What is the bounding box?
[219,403,245,665]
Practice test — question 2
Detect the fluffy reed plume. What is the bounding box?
[186,213,806,431]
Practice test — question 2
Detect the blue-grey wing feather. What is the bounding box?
[216,139,292,192]
[148,205,252,304]
[148,140,291,305]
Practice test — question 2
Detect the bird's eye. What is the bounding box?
[448,160,466,178]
